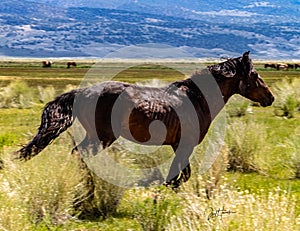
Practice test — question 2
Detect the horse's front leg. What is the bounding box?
[165,145,194,189]
[181,162,191,182]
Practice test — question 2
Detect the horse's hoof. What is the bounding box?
[163,181,180,191]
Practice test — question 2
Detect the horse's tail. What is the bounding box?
[15,90,78,160]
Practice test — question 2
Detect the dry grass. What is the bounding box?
[168,176,299,231]
[0,81,35,108]
[226,120,266,173]
[0,64,299,230]
[0,142,83,229]
[273,78,300,118]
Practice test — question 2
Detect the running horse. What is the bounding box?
[15,51,274,188]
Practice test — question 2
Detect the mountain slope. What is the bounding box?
[0,0,299,59]
[32,0,300,22]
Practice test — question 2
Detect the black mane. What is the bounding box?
[204,52,253,82]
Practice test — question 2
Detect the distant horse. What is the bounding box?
[42,60,52,68]
[264,63,277,69]
[67,62,77,68]
[287,64,294,69]
[295,64,300,69]
[16,51,274,189]
[276,63,288,70]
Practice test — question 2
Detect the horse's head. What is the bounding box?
[237,51,274,107]
[208,51,274,107]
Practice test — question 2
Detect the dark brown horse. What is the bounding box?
[16,51,274,188]
[295,64,300,69]
[264,63,277,69]
[67,61,77,68]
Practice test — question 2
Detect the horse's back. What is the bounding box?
[75,80,204,146]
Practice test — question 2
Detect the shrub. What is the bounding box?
[226,95,251,117]
[273,78,300,118]
[226,120,266,173]
[92,175,126,218]
[131,187,180,231]
[71,147,128,219]
[187,140,229,199]
[37,86,56,103]
[0,133,16,168]
[0,144,82,227]
[0,81,35,108]
[0,133,16,150]
[72,170,126,220]
[63,84,77,94]
[279,130,300,179]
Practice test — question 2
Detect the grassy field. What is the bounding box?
[0,60,299,230]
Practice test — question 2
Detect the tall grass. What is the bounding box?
[273,78,300,118]
[0,143,127,229]
[226,120,266,173]
[129,187,180,231]
[92,175,126,218]
[120,173,299,231]
[0,145,82,228]
[168,180,299,231]
[0,81,78,109]
[278,129,300,179]
[0,133,16,150]
[37,86,56,103]
[0,81,35,108]
[226,95,251,117]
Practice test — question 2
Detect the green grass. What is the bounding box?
[226,172,300,214]
[0,61,299,230]
[0,107,41,144]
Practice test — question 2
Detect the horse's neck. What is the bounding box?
[183,74,239,119]
[217,78,240,103]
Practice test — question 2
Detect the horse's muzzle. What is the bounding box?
[261,94,275,107]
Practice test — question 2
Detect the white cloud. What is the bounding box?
[145,18,165,23]
[190,9,258,17]
[244,2,277,8]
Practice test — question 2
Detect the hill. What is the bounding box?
[0,0,299,59]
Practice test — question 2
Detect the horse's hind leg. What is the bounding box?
[165,144,193,189]
[71,135,100,156]
[71,133,117,217]
[69,133,99,217]
[71,148,100,218]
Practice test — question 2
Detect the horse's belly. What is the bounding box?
[120,125,163,145]
[120,113,180,146]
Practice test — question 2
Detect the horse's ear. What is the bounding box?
[242,51,250,59]
[241,51,252,77]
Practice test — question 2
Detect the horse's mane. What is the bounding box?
[168,57,244,96]
[208,58,241,80]
[190,53,252,82]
